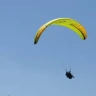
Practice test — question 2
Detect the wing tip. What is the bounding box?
[34,41,37,45]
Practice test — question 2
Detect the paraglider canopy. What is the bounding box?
[34,18,87,44]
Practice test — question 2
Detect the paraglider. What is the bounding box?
[34,18,88,79]
[65,70,74,79]
[34,18,87,44]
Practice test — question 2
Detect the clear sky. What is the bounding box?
[0,0,96,96]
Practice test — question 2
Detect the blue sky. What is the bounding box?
[0,0,96,96]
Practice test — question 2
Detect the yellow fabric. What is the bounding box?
[34,18,87,44]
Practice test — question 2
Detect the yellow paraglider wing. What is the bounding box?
[34,18,87,44]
